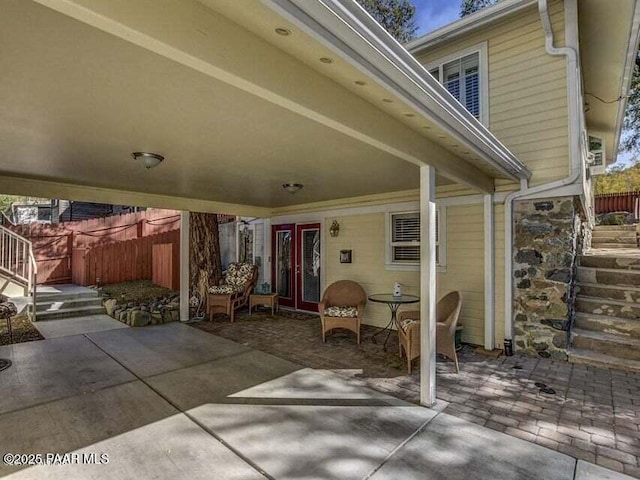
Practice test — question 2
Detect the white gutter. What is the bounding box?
[407,0,537,54]
[261,0,531,183]
[503,0,583,348]
[611,2,640,163]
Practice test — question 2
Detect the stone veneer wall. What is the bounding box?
[512,196,586,360]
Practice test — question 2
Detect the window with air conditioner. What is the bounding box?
[427,44,488,125]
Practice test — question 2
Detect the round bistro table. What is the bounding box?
[368,293,420,350]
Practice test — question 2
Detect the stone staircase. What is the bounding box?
[569,225,640,371]
[589,224,638,249]
[32,284,104,321]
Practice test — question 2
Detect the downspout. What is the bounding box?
[503,0,583,352]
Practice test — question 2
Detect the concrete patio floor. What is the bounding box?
[0,321,633,479]
[196,310,640,478]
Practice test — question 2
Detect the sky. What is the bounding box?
[413,0,460,36]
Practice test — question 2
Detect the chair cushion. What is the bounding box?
[0,302,17,318]
[324,306,358,318]
[225,262,255,288]
[400,318,419,332]
[209,285,241,295]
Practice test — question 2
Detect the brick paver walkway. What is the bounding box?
[192,310,640,478]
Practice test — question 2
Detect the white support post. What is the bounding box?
[179,211,190,322]
[420,165,437,407]
[263,218,272,287]
[235,216,240,262]
[484,194,495,351]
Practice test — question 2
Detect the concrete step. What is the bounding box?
[36,305,106,321]
[35,291,100,302]
[35,297,103,313]
[575,295,640,320]
[570,328,640,361]
[577,282,640,303]
[568,348,640,373]
[574,312,640,338]
[591,229,637,239]
[35,284,100,299]
[593,225,637,232]
[577,266,640,287]
[591,242,638,249]
[580,254,640,270]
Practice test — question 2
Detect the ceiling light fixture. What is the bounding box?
[132,152,164,169]
[282,183,303,194]
[275,27,291,36]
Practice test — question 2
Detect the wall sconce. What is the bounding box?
[329,220,340,237]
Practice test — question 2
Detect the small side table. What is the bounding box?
[249,293,279,315]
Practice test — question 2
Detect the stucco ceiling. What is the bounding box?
[0,0,498,212]
[579,0,639,163]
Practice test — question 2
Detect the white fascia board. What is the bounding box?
[406,0,536,54]
[261,0,531,182]
[611,1,640,163]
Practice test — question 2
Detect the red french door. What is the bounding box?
[272,224,295,308]
[272,223,321,312]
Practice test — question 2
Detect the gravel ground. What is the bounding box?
[0,314,44,346]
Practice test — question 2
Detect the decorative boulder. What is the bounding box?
[129,310,151,327]
[104,299,118,317]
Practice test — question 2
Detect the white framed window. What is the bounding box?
[426,43,489,126]
[385,208,446,271]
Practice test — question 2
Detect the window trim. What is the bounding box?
[385,207,447,272]
[425,42,489,127]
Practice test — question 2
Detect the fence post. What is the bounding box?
[137,219,144,238]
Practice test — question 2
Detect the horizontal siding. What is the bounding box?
[414,0,569,188]
[438,204,485,346]
[324,204,489,347]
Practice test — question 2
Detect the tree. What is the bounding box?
[459,0,500,17]
[189,212,223,303]
[356,0,418,43]
[621,52,640,154]
[593,159,640,194]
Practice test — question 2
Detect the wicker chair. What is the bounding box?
[319,280,367,344]
[207,262,258,322]
[397,291,462,374]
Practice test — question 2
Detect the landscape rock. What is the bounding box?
[129,310,151,327]
[103,293,179,327]
[104,299,118,316]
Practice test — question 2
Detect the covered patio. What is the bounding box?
[0,0,532,409]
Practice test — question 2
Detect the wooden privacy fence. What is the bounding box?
[10,209,180,284]
[72,230,179,289]
[594,191,640,219]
